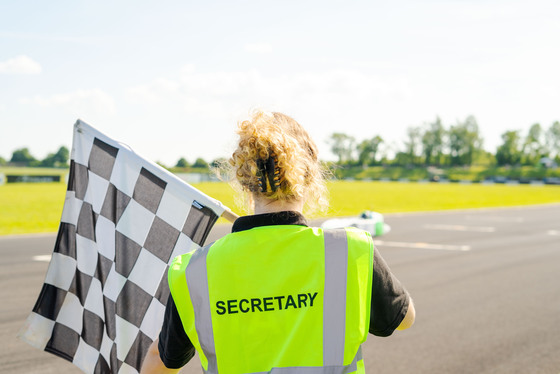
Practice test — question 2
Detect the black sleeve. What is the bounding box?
[369,248,410,337]
[158,294,196,369]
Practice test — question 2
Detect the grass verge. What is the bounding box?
[326,181,560,217]
[0,166,68,177]
[1,181,558,236]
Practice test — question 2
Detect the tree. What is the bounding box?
[522,123,546,165]
[0,156,6,166]
[40,153,57,167]
[421,117,445,166]
[192,157,208,168]
[546,121,560,161]
[175,157,190,168]
[357,136,383,167]
[54,146,69,165]
[327,133,355,164]
[448,124,465,165]
[41,146,69,167]
[495,130,522,166]
[10,147,37,166]
[474,150,496,167]
[210,157,227,169]
[393,151,412,166]
[404,126,422,165]
[448,116,483,166]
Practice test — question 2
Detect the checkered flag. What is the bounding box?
[19,120,228,373]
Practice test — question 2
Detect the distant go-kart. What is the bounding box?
[321,211,391,237]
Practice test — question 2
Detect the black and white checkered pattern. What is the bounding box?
[19,120,226,374]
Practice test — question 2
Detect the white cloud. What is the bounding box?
[20,89,116,114]
[126,79,181,104]
[126,65,411,119]
[244,43,273,54]
[0,55,42,74]
[123,65,415,162]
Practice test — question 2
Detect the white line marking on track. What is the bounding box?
[33,255,52,262]
[0,233,56,240]
[547,230,560,236]
[423,224,496,232]
[374,240,471,251]
[466,216,524,223]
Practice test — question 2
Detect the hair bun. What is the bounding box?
[228,110,328,214]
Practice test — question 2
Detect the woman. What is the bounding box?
[141,110,415,374]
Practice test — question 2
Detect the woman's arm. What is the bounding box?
[370,249,415,336]
[139,338,181,374]
[396,297,415,331]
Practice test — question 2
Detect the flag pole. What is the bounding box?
[221,209,239,223]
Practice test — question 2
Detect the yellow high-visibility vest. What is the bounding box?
[168,225,373,374]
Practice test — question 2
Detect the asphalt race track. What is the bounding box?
[1,204,559,374]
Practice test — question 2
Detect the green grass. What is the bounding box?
[1,181,559,236]
[0,166,69,177]
[195,182,249,219]
[326,181,560,217]
[0,182,68,235]
[336,165,560,182]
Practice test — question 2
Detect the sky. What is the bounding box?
[1,0,559,165]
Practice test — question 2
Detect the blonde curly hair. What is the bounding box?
[227,110,329,215]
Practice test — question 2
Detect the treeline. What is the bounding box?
[0,145,222,172]
[0,146,69,168]
[328,116,560,167]
[3,116,559,171]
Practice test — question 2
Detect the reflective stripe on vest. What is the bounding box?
[323,229,348,366]
[186,244,217,373]
[170,227,373,373]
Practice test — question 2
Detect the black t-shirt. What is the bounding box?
[158,211,410,369]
